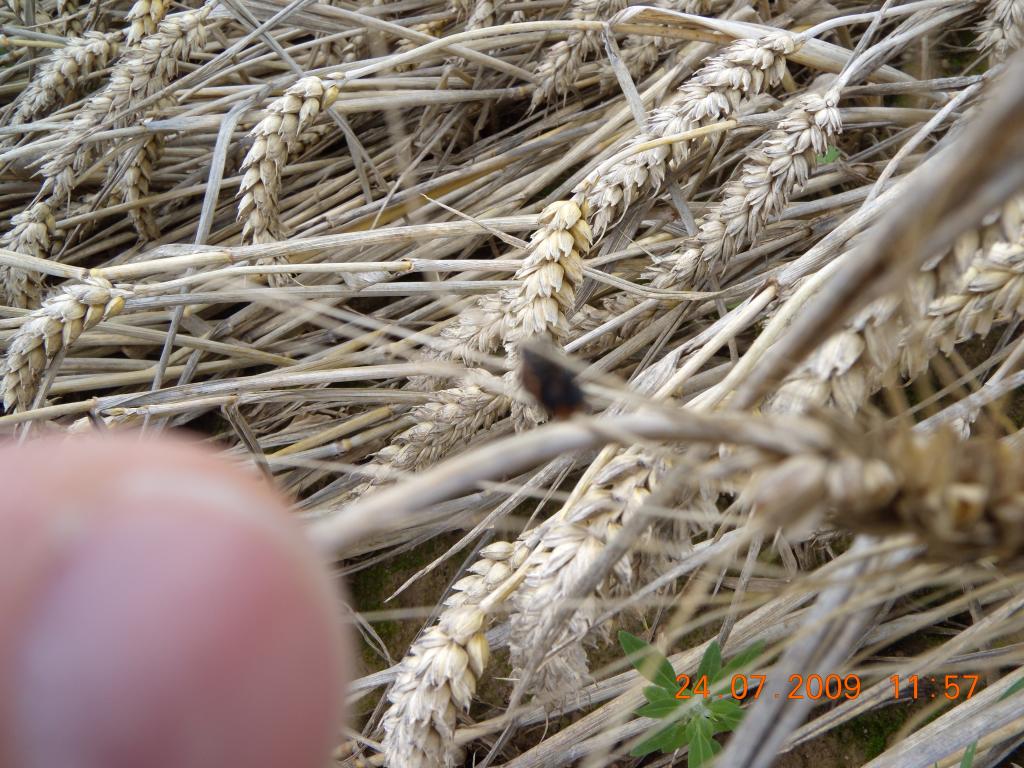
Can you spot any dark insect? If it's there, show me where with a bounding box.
[519,341,586,420]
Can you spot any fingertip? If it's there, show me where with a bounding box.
[0,433,347,768]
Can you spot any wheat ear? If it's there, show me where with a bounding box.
[977,0,1024,61]
[530,0,628,110]
[0,203,57,310]
[650,89,842,290]
[118,133,164,242]
[2,278,130,412]
[577,33,797,239]
[40,4,214,201]
[508,450,665,695]
[927,241,1024,354]
[600,0,717,90]
[10,32,118,127]
[124,0,170,46]
[370,379,511,481]
[381,541,525,768]
[503,200,590,346]
[772,197,1024,415]
[749,426,1024,563]
[501,201,591,429]
[437,200,590,363]
[237,76,340,280]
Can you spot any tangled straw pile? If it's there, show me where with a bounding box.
[5,0,1024,765]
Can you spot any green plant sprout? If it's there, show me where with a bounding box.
[618,631,764,766]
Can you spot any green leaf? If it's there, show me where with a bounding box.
[697,641,722,683]
[688,730,717,768]
[816,146,840,164]
[708,698,745,733]
[644,685,676,704]
[630,723,688,757]
[637,699,682,719]
[959,741,976,768]
[618,631,677,690]
[689,714,713,741]
[720,640,765,680]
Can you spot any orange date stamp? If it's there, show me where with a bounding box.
[673,673,980,701]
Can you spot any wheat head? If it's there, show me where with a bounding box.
[2,278,130,412]
[0,203,57,310]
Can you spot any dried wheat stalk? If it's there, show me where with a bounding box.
[0,203,57,310]
[2,278,130,412]
[237,76,340,280]
[576,33,797,238]
[9,32,118,127]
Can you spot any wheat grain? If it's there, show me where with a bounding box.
[531,0,628,110]
[2,277,130,412]
[10,32,118,127]
[577,33,797,239]
[237,76,340,281]
[0,202,57,310]
[977,0,1024,61]
[124,0,170,46]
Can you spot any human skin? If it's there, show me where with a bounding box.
[0,434,347,768]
